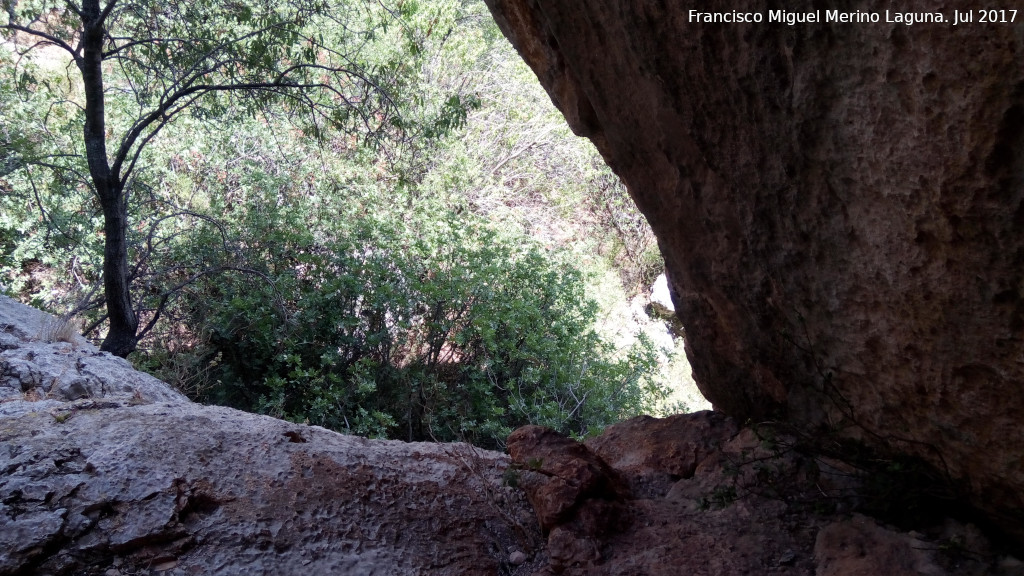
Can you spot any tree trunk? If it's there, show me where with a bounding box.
[80,0,138,357]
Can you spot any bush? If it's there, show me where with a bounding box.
[151,206,665,449]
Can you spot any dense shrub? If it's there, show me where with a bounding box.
[153,205,663,448]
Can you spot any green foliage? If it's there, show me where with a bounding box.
[3,0,673,447]
[0,47,101,305]
[160,198,665,448]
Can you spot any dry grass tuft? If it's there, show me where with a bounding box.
[37,314,82,347]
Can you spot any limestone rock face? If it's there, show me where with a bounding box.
[0,297,539,575]
[483,0,1024,540]
[0,297,186,410]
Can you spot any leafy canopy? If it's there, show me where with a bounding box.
[1,0,419,354]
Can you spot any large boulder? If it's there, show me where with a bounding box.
[483,0,1024,541]
[0,296,540,575]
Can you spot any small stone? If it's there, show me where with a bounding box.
[778,549,796,565]
[153,559,177,571]
[509,551,527,565]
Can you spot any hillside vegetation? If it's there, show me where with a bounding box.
[1,0,699,448]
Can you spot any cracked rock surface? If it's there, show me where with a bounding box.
[0,297,185,411]
[0,296,540,575]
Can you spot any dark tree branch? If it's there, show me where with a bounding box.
[1,23,79,59]
[81,312,109,338]
[135,265,278,341]
[62,0,85,18]
[112,74,371,184]
[26,166,77,244]
[103,35,192,58]
[99,0,119,23]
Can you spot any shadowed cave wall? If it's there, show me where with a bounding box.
[482,0,1024,541]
